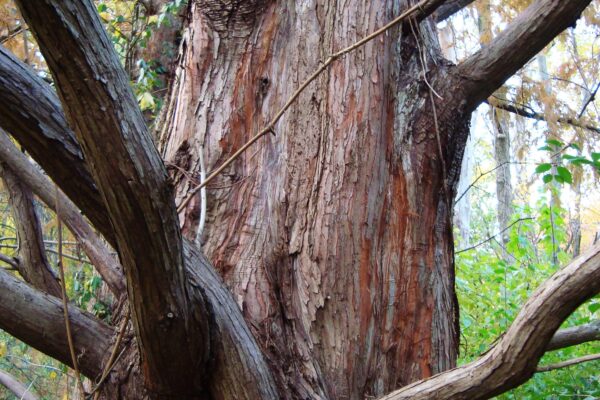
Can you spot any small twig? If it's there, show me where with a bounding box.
[536,352,600,373]
[578,80,600,118]
[89,313,130,400]
[408,17,448,203]
[55,187,85,397]
[455,161,517,205]
[456,217,534,254]
[194,146,207,247]
[177,0,435,212]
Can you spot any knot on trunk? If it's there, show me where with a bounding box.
[197,0,270,36]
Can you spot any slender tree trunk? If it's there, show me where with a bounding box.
[160,2,462,398]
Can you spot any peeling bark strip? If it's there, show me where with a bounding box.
[0,268,114,379]
[163,1,460,397]
[381,243,600,400]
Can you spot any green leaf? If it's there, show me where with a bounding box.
[568,143,581,151]
[588,302,600,313]
[138,92,155,111]
[592,152,600,162]
[538,145,553,152]
[535,163,552,174]
[542,174,553,183]
[547,139,563,148]
[556,166,572,184]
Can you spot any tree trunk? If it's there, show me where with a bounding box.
[1,0,594,399]
[160,2,462,398]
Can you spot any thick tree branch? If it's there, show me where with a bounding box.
[435,0,476,22]
[0,46,112,242]
[0,163,61,297]
[456,0,593,110]
[0,369,38,400]
[380,243,600,399]
[547,320,600,351]
[0,132,125,296]
[0,55,280,400]
[0,267,114,379]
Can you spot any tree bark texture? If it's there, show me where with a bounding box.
[161,2,463,398]
[0,0,594,399]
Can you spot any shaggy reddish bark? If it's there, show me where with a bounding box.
[0,0,596,399]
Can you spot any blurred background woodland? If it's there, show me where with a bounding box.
[0,0,599,398]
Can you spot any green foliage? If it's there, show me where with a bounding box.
[456,155,600,398]
[535,139,600,185]
[95,0,187,117]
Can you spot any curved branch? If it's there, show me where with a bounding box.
[0,132,125,296]
[380,243,600,399]
[0,163,61,297]
[0,369,39,400]
[0,46,112,242]
[0,267,114,379]
[0,35,279,398]
[456,0,593,111]
[16,0,214,394]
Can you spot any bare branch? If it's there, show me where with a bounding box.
[380,243,600,399]
[547,320,600,351]
[457,0,593,110]
[537,353,600,373]
[0,132,125,295]
[0,253,18,268]
[0,369,39,400]
[0,267,114,379]
[0,163,61,297]
[435,0,476,22]
[489,100,600,134]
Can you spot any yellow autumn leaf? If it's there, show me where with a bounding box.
[138,92,155,111]
[50,371,57,379]
[148,15,158,24]
[99,11,111,21]
[0,342,6,357]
